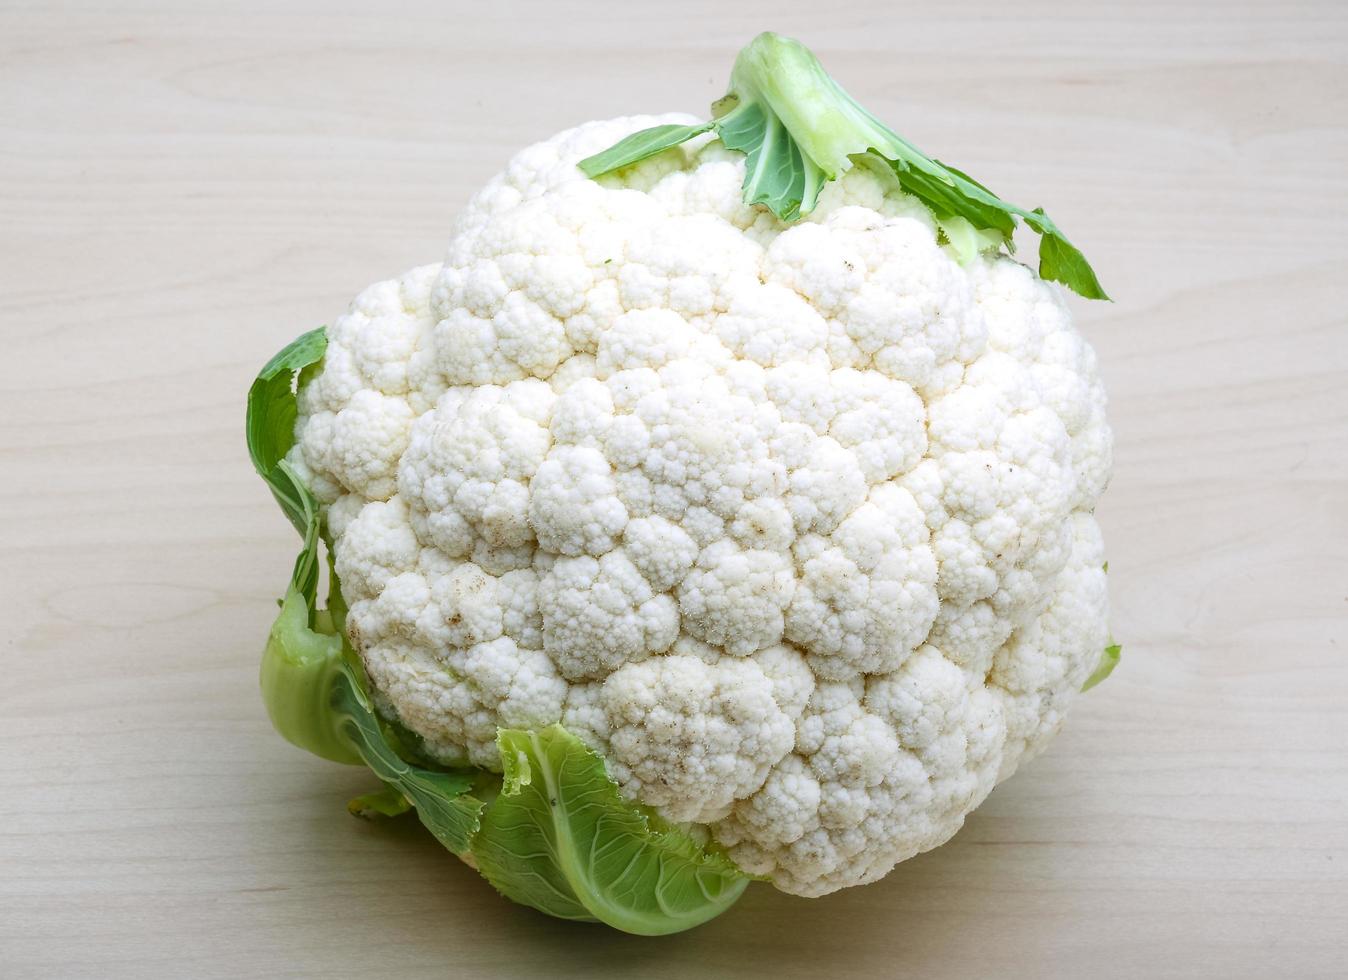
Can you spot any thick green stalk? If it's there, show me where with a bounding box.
[720,32,895,179]
[259,586,362,765]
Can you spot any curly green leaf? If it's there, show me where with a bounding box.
[578,32,1108,300]
[472,726,751,935]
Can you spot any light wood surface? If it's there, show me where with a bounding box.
[3,2,1345,977]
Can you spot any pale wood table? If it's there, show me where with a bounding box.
[3,2,1345,977]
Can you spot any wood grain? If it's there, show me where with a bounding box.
[2,1,1345,977]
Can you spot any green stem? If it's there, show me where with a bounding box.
[259,586,363,766]
[722,32,895,179]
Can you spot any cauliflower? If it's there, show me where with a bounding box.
[250,31,1115,934]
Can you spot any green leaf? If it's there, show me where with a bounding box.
[888,158,1017,239]
[277,461,323,607]
[1082,643,1122,692]
[936,215,1007,264]
[576,32,1108,300]
[716,99,827,221]
[349,786,413,820]
[1026,209,1111,301]
[330,662,485,854]
[577,122,714,177]
[246,326,327,535]
[250,326,358,764]
[470,726,750,936]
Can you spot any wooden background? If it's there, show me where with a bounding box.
[2,1,1345,976]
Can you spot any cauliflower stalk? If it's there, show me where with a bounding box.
[249,32,1117,935]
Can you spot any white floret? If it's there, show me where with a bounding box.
[529,445,629,556]
[330,264,442,403]
[785,484,938,678]
[398,381,555,555]
[293,112,1114,899]
[452,638,567,756]
[676,541,795,656]
[332,497,420,602]
[991,512,1110,774]
[601,655,795,823]
[771,428,868,534]
[538,551,679,680]
[621,515,698,591]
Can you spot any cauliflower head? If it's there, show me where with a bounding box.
[283,104,1112,897]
